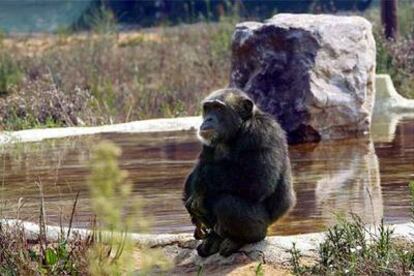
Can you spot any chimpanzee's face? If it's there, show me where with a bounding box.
[197,93,253,146]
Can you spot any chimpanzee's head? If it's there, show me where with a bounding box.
[197,88,254,146]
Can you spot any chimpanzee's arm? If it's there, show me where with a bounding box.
[205,150,281,203]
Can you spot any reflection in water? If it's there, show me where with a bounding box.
[371,112,414,143]
[278,139,382,235]
[314,140,382,225]
[0,118,413,236]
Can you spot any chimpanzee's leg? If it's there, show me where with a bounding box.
[212,195,269,256]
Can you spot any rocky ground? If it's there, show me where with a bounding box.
[5,219,413,275]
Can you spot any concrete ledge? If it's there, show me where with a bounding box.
[375,74,414,112]
[0,116,202,145]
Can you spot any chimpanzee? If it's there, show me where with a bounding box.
[183,88,296,257]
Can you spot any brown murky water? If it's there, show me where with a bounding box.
[1,116,413,235]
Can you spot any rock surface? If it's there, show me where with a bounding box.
[230,14,376,143]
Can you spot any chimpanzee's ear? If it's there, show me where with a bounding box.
[240,98,253,120]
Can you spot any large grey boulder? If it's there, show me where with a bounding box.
[230,14,376,143]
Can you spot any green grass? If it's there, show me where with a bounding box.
[3,113,64,131]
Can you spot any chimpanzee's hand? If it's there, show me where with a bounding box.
[193,220,208,240]
[185,194,205,217]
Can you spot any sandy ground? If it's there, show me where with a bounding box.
[132,248,293,275]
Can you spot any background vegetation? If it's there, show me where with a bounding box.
[0,15,234,130]
[0,2,412,131]
[368,1,414,99]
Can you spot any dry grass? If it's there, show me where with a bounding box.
[0,19,234,130]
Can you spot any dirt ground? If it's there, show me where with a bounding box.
[132,248,294,275]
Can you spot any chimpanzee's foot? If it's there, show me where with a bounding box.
[193,224,208,240]
[196,232,223,257]
[219,238,244,257]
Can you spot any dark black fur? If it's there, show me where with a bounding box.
[183,88,296,257]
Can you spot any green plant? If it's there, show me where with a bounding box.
[289,213,414,275]
[318,214,366,272]
[0,52,22,96]
[88,5,117,35]
[0,29,5,45]
[54,25,73,45]
[375,31,394,75]
[410,181,414,222]
[375,31,414,99]
[3,112,63,131]
[197,265,204,276]
[118,36,145,48]
[289,243,305,275]
[90,78,117,118]
[87,141,136,275]
[255,262,264,276]
[208,16,237,61]
[375,221,393,267]
[87,141,170,275]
